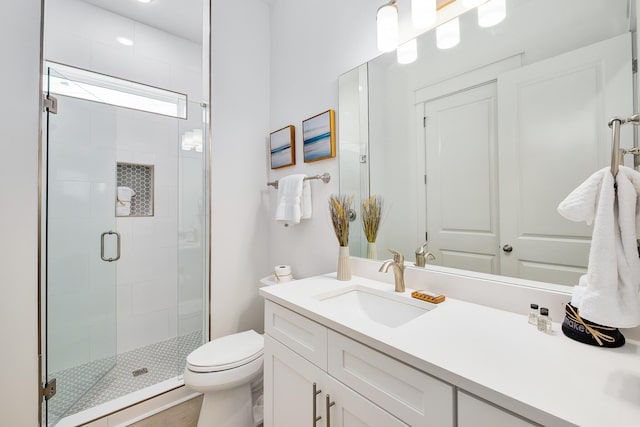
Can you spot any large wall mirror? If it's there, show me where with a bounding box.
[339,0,636,288]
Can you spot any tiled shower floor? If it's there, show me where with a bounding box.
[48,330,202,425]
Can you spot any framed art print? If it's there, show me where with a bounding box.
[270,125,295,169]
[303,109,336,162]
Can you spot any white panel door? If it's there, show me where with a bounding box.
[423,83,499,274]
[498,33,633,285]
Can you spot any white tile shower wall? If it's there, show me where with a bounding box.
[47,96,118,373]
[44,0,202,103]
[268,0,378,278]
[115,109,179,354]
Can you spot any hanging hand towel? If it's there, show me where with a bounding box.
[557,166,640,328]
[275,174,307,224]
[301,179,312,220]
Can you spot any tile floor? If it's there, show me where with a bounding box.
[48,330,202,426]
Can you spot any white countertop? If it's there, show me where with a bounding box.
[260,274,640,427]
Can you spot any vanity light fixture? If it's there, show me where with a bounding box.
[436,17,460,49]
[377,0,399,52]
[411,0,436,29]
[397,39,418,64]
[478,0,506,27]
[461,0,485,8]
[137,0,153,3]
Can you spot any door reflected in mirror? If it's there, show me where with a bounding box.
[339,0,635,287]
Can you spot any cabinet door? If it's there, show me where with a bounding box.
[264,334,327,427]
[458,391,537,427]
[325,376,409,427]
[328,331,454,426]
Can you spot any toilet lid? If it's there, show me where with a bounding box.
[187,330,264,373]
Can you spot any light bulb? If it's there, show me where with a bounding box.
[478,0,506,27]
[116,36,134,46]
[377,2,398,52]
[412,0,436,29]
[436,18,460,49]
[462,0,485,8]
[397,39,418,64]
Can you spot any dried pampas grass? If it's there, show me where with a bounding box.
[361,195,383,243]
[329,194,353,246]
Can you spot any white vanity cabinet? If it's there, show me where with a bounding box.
[265,335,408,427]
[263,301,454,427]
[458,391,538,427]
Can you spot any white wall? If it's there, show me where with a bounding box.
[268,0,379,279]
[209,0,272,338]
[45,0,203,103]
[0,0,41,424]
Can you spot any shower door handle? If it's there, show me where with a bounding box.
[101,231,121,262]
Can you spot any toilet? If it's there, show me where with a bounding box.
[184,330,264,427]
[184,275,285,427]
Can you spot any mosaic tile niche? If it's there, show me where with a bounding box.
[117,163,154,217]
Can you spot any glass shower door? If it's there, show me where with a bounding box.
[45,66,118,425]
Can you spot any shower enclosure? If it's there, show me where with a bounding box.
[42,63,208,426]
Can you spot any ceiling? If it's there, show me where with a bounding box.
[80,0,205,43]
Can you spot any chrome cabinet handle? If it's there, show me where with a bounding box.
[313,383,322,425]
[101,231,121,262]
[502,244,513,253]
[325,394,335,427]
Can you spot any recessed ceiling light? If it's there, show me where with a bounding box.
[116,36,134,46]
[137,0,152,3]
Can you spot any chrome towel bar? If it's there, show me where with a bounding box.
[609,114,640,177]
[267,172,331,189]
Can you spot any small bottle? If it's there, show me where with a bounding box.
[537,307,552,333]
[528,304,539,325]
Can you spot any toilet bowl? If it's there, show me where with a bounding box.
[184,330,264,427]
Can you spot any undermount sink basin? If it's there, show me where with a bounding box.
[315,285,432,328]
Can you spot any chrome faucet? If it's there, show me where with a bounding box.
[415,242,436,267]
[379,249,406,292]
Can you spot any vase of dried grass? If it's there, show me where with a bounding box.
[337,246,351,281]
[366,242,377,259]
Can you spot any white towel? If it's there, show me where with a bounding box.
[301,179,312,220]
[557,166,640,328]
[117,186,135,202]
[116,202,131,216]
[275,174,312,224]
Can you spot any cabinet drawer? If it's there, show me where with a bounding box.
[328,331,454,427]
[458,391,538,427]
[265,301,327,370]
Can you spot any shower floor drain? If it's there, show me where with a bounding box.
[132,367,149,377]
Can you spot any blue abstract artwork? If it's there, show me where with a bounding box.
[270,125,295,169]
[303,110,335,162]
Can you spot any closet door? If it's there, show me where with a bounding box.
[497,33,633,285]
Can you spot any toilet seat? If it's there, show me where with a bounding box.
[187,330,264,373]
